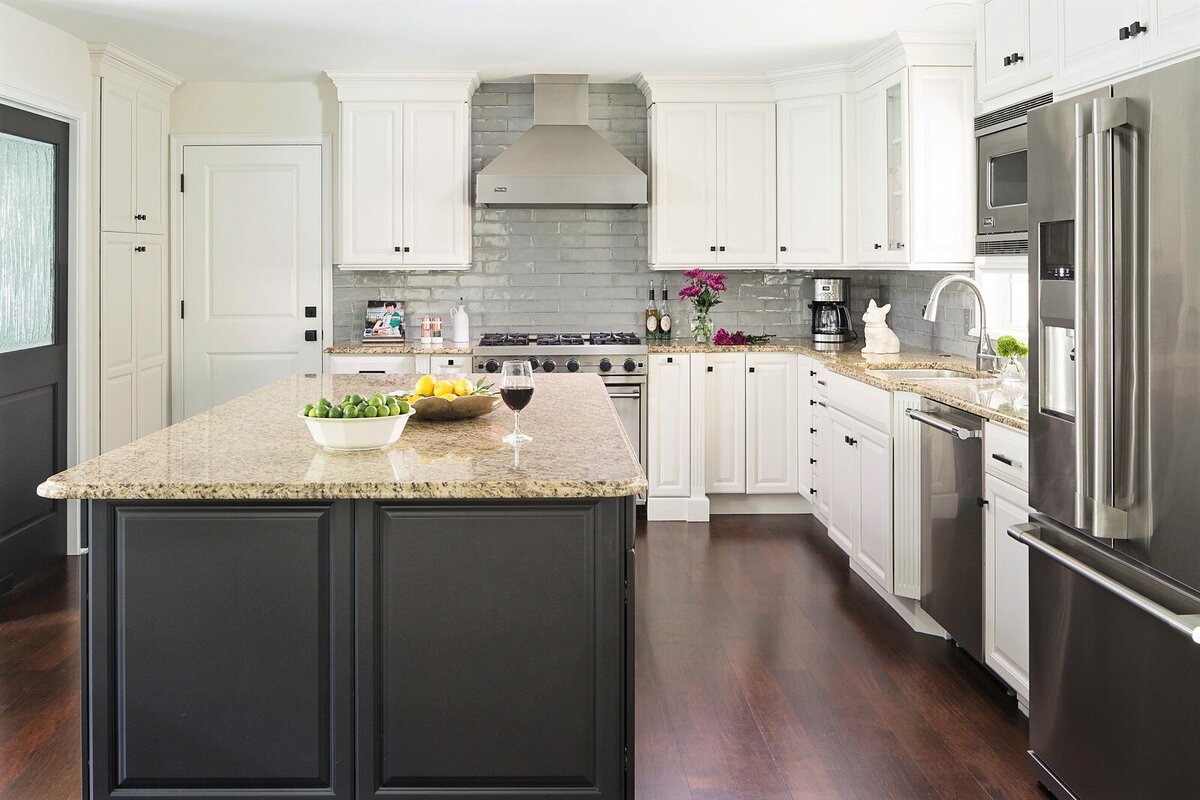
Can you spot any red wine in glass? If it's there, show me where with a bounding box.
[500,386,533,411]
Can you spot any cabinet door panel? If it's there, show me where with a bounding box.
[855,422,893,590]
[704,353,746,493]
[340,103,404,264]
[985,477,1031,698]
[813,402,832,519]
[1143,0,1200,66]
[133,239,167,438]
[777,97,842,265]
[978,0,1026,101]
[100,80,138,234]
[828,409,858,555]
[746,353,798,494]
[908,67,973,265]
[135,93,168,235]
[1057,0,1142,90]
[100,235,135,452]
[797,356,814,496]
[651,104,717,265]
[1025,0,1058,85]
[403,102,468,265]
[716,103,776,264]
[855,83,887,263]
[649,354,690,496]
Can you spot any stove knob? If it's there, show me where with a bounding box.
[542,359,556,372]
[623,358,637,373]
[484,359,500,374]
[528,356,540,370]
[599,357,612,372]
[566,358,580,373]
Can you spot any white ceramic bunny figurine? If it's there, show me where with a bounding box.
[861,299,901,354]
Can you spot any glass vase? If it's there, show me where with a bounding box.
[999,355,1026,388]
[690,310,713,344]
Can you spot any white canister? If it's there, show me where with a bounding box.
[450,299,470,344]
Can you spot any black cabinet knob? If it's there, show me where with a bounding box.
[710,246,717,252]
[1129,20,1147,37]
[718,246,726,252]
[404,246,411,253]
[707,365,713,372]
[1003,55,1012,66]
[873,243,882,249]
[304,330,317,342]
[809,427,816,434]
[780,246,787,252]
[394,246,402,252]
[748,367,755,373]
[1011,52,1024,63]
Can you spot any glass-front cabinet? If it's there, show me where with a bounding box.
[856,68,908,265]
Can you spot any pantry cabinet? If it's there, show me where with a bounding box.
[648,354,691,498]
[703,353,746,494]
[776,96,843,265]
[649,102,776,268]
[745,353,799,493]
[338,100,470,267]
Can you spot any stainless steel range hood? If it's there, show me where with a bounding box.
[475,74,647,208]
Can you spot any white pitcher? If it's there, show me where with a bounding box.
[449,299,470,344]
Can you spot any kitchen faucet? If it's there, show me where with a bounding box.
[922,276,1001,374]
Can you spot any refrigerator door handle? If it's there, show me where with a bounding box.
[1074,101,1093,530]
[1009,523,1200,643]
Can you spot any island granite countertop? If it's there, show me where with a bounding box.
[648,337,1029,430]
[39,373,647,500]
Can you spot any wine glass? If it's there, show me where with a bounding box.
[499,360,534,444]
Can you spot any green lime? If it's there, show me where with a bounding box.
[396,400,410,414]
[301,403,314,416]
[315,405,330,418]
[307,408,320,418]
[368,396,383,408]
[363,405,378,418]
[328,405,343,418]
[341,394,351,404]
[318,397,331,408]
[350,394,363,405]
[347,405,361,418]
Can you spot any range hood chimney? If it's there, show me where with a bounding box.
[475,74,647,208]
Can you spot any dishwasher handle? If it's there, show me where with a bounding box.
[905,407,981,440]
[1009,523,1200,644]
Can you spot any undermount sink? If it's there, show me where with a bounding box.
[868,368,973,379]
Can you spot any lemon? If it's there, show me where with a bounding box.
[433,379,455,397]
[414,375,436,397]
[453,379,472,396]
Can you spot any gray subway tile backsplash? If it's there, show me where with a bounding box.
[332,81,980,359]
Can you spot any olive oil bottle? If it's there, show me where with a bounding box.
[644,280,660,340]
[658,280,672,341]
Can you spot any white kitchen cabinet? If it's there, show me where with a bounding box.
[329,354,420,374]
[99,234,167,452]
[428,354,470,375]
[703,353,746,493]
[337,98,471,268]
[855,66,973,269]
[776,96,843,266]
[827,409,858,555]
[813,397,832,521]
[649,102,775,268]
[648,354,691,497]
[984,473,1031,704]
[1058,0,1143,90]
[98,79,168,235]
[828,406,894,589]
[797,356,815,496]
[977,0,1057,103]
[746,353,799,494]
[1144,0,1200,65]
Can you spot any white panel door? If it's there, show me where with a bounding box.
[181,145,324,418]
[776,97,842,265]
[339,102,403,264]
[855,82,887,263]
[133,238,167,437]
[135,93,168,235]
[827,409,858,555]
[985,476,1031,699]
[854,421,893,590]
[1143,0,1200,65]
[1025,0,1058,85]
[746,353,798,493]
[403,102,468,266]
[99,79,137,234]
[1057,0,1142,90]
[648,354,690,497]
[703,353,746,493]
[99,234,136,451]
[650,103,717,266]
[715,103,776,265]
[978,0,1027,101]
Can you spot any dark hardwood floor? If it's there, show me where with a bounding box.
[0,514,1043,799]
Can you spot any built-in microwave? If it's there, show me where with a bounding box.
[975,93,1052,256]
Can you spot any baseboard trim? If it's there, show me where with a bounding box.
[848,558,948,639]
[709,494,815,515]
[646,495,711,522]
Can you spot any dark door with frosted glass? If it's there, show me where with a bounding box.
[0,103,68,595]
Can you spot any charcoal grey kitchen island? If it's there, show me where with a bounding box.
[38,373,645,800]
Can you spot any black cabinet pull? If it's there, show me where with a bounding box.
[404,246,411,253]
[305,306,317,318]
[991,453,1017,466]
[710,246,717,252]
[447,359,455,365]
[873,243,882,249]
[809,370,816,376]
[780,246,787,252]
[748,366,755,373]
[1003,55,1012,66]
[809,427,816,434]
[719,245,726,252]
[134,246,146,252]
[844,435,850,444]
[394,246,402,252]
[849,438,857,446]
[809,488,817,495]
[810,400,816,406]
[810,458,817,465]
[977,497,990,508]
[304,329,317,342]
[134,213,146,220]
[817,380,826,386]
[707,365,713,372]
[1130,20,1147,36]
[817,401,827,408]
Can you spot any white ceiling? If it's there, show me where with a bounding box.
[6,0,976,82]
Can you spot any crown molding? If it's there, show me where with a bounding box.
[767,63,853,100]
[325,71,481,103]
[851,31,975,88]
[636,73,775,105]
[88,42,181,95]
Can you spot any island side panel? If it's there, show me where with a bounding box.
[355,498,631,800]
[85,501,355,800]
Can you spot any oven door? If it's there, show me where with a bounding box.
[977,122,1029,236]
[604,379,646,499]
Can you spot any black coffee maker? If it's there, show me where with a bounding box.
[808,277,855,344]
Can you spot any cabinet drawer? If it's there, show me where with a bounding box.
[826,371,891,434]
[984,421,1029,489]
[429,355,470,374]
[807,360,830,397]
[329,354,419,374]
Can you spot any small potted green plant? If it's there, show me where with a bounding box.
[995,335,1029,387]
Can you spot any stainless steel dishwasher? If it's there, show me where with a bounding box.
[906,399,984,660]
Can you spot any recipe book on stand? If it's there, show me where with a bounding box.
[362,300,406,343]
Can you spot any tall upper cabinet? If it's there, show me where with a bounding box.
[328,73,479,269]
[775,95,845,265]
[90,44,179,454]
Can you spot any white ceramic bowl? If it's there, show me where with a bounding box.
[298,409,415,451]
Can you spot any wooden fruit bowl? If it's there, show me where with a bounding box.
[402,393,502,421]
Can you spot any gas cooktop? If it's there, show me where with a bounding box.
[472,332,647,374]
[477,332,643,348]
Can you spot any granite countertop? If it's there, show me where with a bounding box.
[38,374,647,501]
[648,337,1029,430]
[325,343,474,355]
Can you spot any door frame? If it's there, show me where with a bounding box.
[0,79,90,555]
[168,133,332,424]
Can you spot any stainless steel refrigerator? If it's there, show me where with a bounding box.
[1019,54,1200,800]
